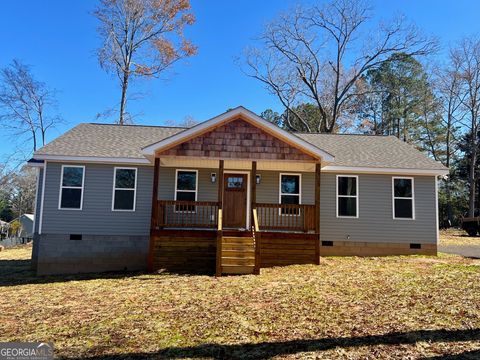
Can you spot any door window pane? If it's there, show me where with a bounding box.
[227,177,244,189]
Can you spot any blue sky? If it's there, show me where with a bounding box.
[0,0,479,160]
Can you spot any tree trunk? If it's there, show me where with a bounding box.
[31,128,37,152]
[119,73,129,126]
[445,115,453,227]
[468,132,477,217]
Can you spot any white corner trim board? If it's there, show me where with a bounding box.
[38,161,47,235]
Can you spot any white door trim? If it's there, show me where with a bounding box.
[223,170,251,229]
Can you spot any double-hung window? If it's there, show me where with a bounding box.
[59,165,85,210]
[175,170,198,212]
[393,177,414,219]
[112,167,137,211]
[279,173,301,215]
[337,175,358,218]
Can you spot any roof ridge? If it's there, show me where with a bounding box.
[296,132,392,137]
[86,123,188,130]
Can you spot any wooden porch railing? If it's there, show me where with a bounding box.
[155,200,315,232]
[156,200,220,229]
[254,203,316,232]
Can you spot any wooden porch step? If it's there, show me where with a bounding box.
[222,249,255,257]
[222,265,255,275]
[222,244,255,251]
[222,230,253,237]
[222,257,255,266]
[222,236,255,245]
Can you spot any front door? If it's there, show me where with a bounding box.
[223,174,247,228]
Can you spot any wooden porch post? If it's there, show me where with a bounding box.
[251,161,257,215]
[148,157,160,272]
[216,160,224,277]
[314,162,321,265]
[251,161,261,274]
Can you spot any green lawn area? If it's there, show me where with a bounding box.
[0,238,479,359]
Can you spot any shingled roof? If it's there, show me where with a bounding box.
[33,122,446,172]
[297,133,446,170]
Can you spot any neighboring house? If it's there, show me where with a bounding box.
[8,214,34,240]
[0,220,8,239]
[28,107,448,275]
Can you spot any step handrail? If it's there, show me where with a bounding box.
[252,207,261,275]
[216,208,223,277]
[252,208,260,233]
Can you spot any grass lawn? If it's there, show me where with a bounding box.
[0,237,479,359]
[440,228,480,247]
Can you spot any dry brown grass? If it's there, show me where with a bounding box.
[440,228,480,247]
[0,236,479,359]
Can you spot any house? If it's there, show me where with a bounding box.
[0,220,8,239]
[28,107,448,275]
[9,214,34,240]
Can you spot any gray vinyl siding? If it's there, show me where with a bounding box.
[34,167,44,233]
[39,162,437,244]
[41,162,153,236]
[256,171,314,204]
[158,167,218,201]
[320,173,437,244]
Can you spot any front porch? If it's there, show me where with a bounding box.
[143,109,329,275]
[147,158,321,276]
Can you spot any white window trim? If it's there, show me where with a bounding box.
[58,165,85,210]
[174,169,198,213]
[336,175,359,218]
[112,167,138,212]
[392,176,415,220]
[279,173,302,216]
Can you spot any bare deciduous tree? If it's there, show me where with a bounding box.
[451,38,480,217]
[0,165,36,219]
[94,0,197,125]
[436,64,465,224]
[0,60,60,154]
[243,0,437,133]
